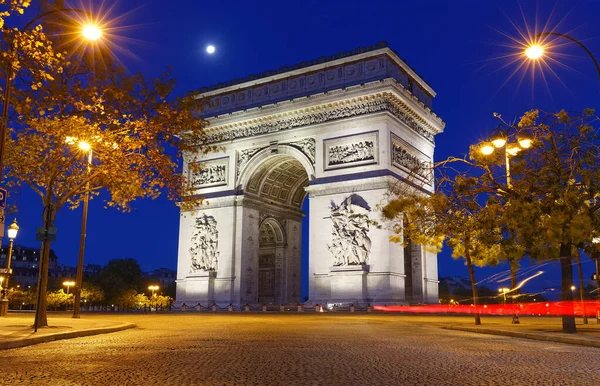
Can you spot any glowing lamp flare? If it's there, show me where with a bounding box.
[82,24,102,41]
[480,142,495,155]
[206,45,216,54]
[78,141,91,152]
[525,44,544,60]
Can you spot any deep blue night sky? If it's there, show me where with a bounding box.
[8,1,600,296]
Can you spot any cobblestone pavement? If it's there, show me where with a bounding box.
[1,314,600,385]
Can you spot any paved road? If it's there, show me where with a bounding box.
[1,314,599,385]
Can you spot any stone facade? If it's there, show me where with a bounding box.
[176,44,444,306]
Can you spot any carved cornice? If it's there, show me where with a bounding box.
[204,85,442,145]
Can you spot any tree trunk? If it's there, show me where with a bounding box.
[574,252,587,324]
[510,261,517,290]
[465,247,481,325]
[510,260,520,324]
[33,196,55,330]
[559,242,576,333]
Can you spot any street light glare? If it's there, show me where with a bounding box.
[206,45,216,54]
[78,141,91,152]
[525,44,544,60]
[480,142,494,155]
[82,24,102,41]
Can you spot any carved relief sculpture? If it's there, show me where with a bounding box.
[327,196,372,266]
[189,157,228,189]
[236,147,263,180]
[204,93,438,145]
[391,133,432,184]
[189,214,219,272]
[289,138,316,163]
[324,131,378,170]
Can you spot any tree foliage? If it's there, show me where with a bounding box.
[97,258,142,303]
[383,108,600,333]
[383,171,503,325]
[0,2,213,328]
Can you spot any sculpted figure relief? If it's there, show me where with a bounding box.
[189,214,219,272]
[327,196,372,266]
[190,164,227,187]
[328,140,375,166]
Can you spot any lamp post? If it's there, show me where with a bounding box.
[68,140,93,319]
[63,281,75,295]
[0,218,18,317]
[593,237,600,323]
[524,32,600,92]
[14,11,104,333]
[148,285,159,297]
[480,130,533,324]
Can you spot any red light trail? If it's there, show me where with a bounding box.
[375,301,600,317]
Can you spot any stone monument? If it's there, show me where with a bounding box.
[175,42,445,307]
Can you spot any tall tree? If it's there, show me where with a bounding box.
[383,174,502,325]
[2,5,213,328]
[98,258,142,303]
[505,109,600,333]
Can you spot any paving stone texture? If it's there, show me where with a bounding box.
[1,314,599,385]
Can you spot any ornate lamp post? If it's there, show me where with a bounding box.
[480,130,533,324]
[0,218,18,317]
[524,32,600,91]
[65,139,93,319]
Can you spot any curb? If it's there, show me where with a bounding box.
[442,326,600,349]
[0,322,136,350]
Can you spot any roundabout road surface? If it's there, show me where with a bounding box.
[1,314,599,385]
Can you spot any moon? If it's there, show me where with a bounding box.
[206,45,216,54]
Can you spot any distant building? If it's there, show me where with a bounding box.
[144,268,176,287]
[0,245,58,288]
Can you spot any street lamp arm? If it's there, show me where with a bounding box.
[535,32,600,89]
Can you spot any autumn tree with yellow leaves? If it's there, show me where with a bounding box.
[1,2,213,328]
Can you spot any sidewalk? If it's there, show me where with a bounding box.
[392,314,600,348]
[0,312,135,350]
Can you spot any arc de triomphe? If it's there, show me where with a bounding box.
[176,43,445,306]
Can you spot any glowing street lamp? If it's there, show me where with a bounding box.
[82,24,102,41]
[525,44,544,60]
[63,281,75,294]
[0,218,18,317]
[524,32,600,92]
[148,285,159,297]
[479,129,534,190]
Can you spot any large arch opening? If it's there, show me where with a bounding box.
[243,154,310,304]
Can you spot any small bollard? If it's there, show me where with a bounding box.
[315,304,322,313]
[350,304,355,312]
[196,304,201,312]
[367,305,372,313]
[332,305,338,312]
[297,304,303,312]
[244,304,250,312]
[212,303,217,312]
[182,304,187,312]
[228,304,233,312]
[262,304,267,312]
[280,304,285,312]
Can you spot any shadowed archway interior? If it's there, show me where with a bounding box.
[244,155,309,304]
